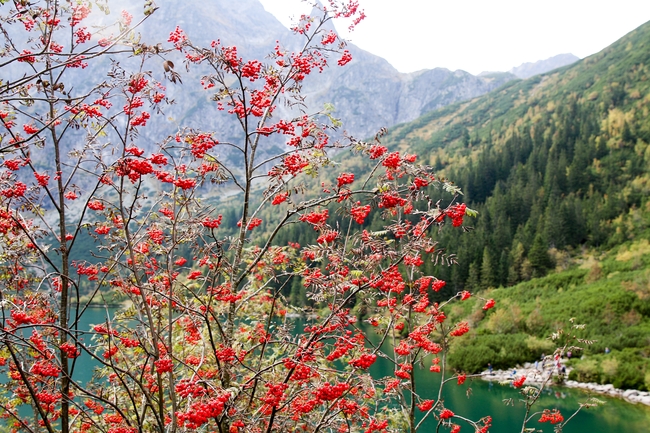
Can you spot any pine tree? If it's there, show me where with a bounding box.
[508,241,526,285]
[528,233,553,278]
[480,247,495,289]
[466,263,481,291]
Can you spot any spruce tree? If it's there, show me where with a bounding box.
[529,233,553,277]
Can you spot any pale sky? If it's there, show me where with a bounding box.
[259,0,650,75]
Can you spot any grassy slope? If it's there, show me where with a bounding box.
[446,237,650,390]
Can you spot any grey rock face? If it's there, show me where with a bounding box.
[304,45,515,138]
[145,0,517,141]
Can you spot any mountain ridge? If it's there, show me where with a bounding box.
[507,53,580,78]
[136,0,518,141]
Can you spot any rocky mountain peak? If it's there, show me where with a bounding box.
[141,0,519,140]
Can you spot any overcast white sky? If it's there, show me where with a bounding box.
[259,0,650,75]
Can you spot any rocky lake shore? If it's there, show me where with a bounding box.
[481,362,650,406]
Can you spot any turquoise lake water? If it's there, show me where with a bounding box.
[67,308,650,432]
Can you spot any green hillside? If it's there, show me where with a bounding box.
[445,238,650,389]
[378,20,650,291]
[364,21,650,387]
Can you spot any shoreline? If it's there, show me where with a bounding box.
[481,363,650,407]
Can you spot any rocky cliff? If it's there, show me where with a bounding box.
[138,0,516,142]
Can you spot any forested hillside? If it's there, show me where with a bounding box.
[446,238,650,389]
[380,19,650,292]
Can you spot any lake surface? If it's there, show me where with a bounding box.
[70,308,650,432]
[370,362,650,432]
[360,324,650,432]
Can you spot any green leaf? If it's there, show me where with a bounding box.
[443,182,463,195]
[465,207,478,217]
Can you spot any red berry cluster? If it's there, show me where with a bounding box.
[412,176,429,190]
[93,324,119,336]
[538,409,563,424]
[147,227,164,245]
[215,345,236,363]
[175,379,207,398]
[364,419,388,433]
[84,399,105,415]
[395,363,412,379]
[154,357,173,373]
[315,382,350,401]
[173,177,196,190]
[431,279,446,292]
[445,203,467,227]
[450,322,470,337]
[262,382,288,408]
[367,145,387,159]
[417,399,435,412]
[378,191,406,209]
[299,209,329,228]
[272,192,289,205]
[337,172,354,188]
[289,394,320,418]
[337,50,352,66]
[370,266,405,294]
[326,333,362,361]
[512,376,527,388]
[394,340,413,356]
[348,353,377,369]
[32,360,60,377]
[60,342,80,358]
[176,393,231,429]
[350,203,371,224]
[381,152,401,170]
[245,218,262,230]
[168,26,187,50]
[130,111,151,126]
[439,408,455,420]
[241,60,262,81]
[477,416,493,433]
[403,255,423,267]
[202,215,223,228]
[408,323,441,354]
[317,230,338,244]
[115,158,154,183]
[127,76,148,94]
[187,133,218,158]
[285,153,310,175]
[289,362,315,382]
